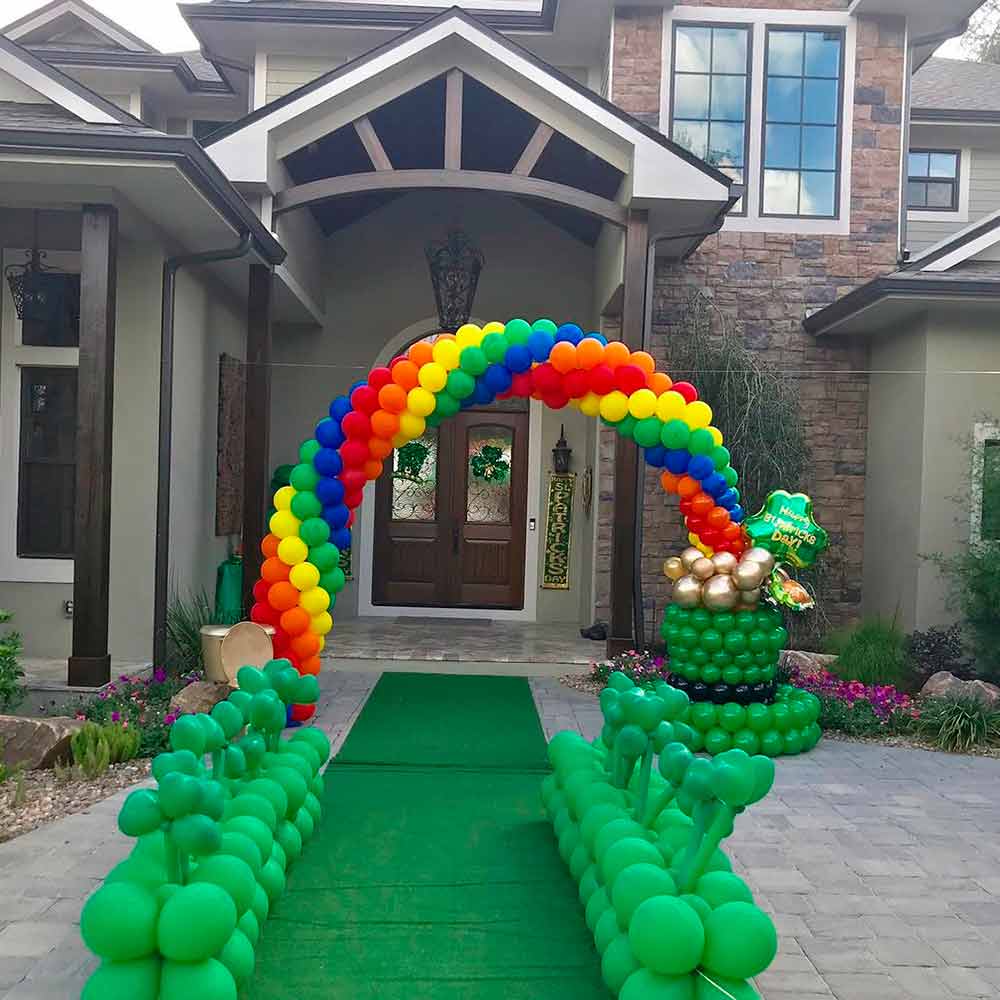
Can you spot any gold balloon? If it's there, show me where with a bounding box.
[711,552,738,575]
[732,559,767,592]
[672,575,703,608]
[738,588,761,608]
[663,557,685,582]
[702,574,739,611]
[692,557,716,581]
[680,547,704,571]
[742,547,776,575]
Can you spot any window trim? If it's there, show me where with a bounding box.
[971,421,1000,545]
[759,23,846,221]
[0,248,79,583]
[907,147,961,213]
[668,19,753,217]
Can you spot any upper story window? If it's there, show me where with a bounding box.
[761,28,844,218]
[669,23,751,213]
[908,150,960,212]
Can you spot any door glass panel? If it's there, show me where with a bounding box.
[466,425,513,524]
[391,429,438,521]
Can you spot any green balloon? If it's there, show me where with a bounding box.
[104,858,166,891]
[158,773,200,819]
[157,883,237,962]
[309,542,340,572]
[258,858,287,903]
[272,667,300,705]
[82,957,160,1000]
[290,490,322,521]
[239,733,267,771]
[702,728,732,756]
[280,740,321,776]
[731,729,760,756]
[218,929,255,984]
[594,818,648,862]
[295,674,321,706]
[190,854,257,915]
[634,417,663,449]
[211,702,244,741]
[160,959,237,1000]
[311,774,325,798]
[620,968,695,1000]
[321,566,347,594]
[612,863,678,928]
[224,792,277,831]
[601,838,664,889]
[679,893,712,924]
[228,690,252,721]
[505,318,532,343]
[482,332,509,362]
[222,815,274,862]
[629,896,705,975]
[219,831,263,875]
[236,667,268,695]
[172,814,221,857]
[196,780,226,821]
[289,462,319,493]
[300,517,330,547]
[694,974,757,999]
[601,934,639,994]
[277,818,303,861]
[695,872,754,908]
[446,369,475,400]
[81,883,159,961]
[270,842,288,872]
[459,345,488,376]
[267,767,307,817]
[578,865,600,906]
[118,789,163,838]
[303,791,322,823]
[579,804,626,852]
[660,419,690,450]
[701,902,776,979]
[435,390,460,417]
[585,887,611,933]
[223,745,247,779]
[295,805,315,842]
[169,715,206,756]
[251,885,269,924]
[237,910,260,947]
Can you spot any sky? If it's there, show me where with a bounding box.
[0,0,993,57]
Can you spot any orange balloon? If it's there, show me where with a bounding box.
[647,371,673,395]
[370,409,400,439]
[630,350,656,374]
[660,471,681,494]
[408,340,434,367]
[549,341,578,374]
[260,533,280,559]
[261,557,290,584]
[268,581,300,612]
[378,383,408,413]
[291,632,320,659]
[677,475,701,499]
[363,458,383,480]
[576,338,605,370]
[707,506,732,530]
[391,359,419,390]
[604,342,631,369]
[280,606,311,637]
[299,656,322,676]
[369,437,393,460]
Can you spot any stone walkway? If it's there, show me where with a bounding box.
[3,671,1000,999]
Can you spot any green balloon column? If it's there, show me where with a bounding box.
[543,671,778,998]
[79,660,331,1000]
[661,491,827,758]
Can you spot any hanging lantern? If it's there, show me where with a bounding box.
[552,424,572,473]
[4,211,67,324]
[425,230,484,333]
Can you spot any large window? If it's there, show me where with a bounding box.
[908,150,960,211]
[670,22,751,212]
[761,27,844,218]
[973,423,1000,544]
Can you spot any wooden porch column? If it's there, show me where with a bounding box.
[241,264,273,612]
[607,209,649,657]
[68,204,118,687]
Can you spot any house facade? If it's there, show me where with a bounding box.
[0,0,989,678]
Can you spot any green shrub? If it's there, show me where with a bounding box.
[0,609,25,712]
[165,590,215,675]
[824,619,915,690]
[917,695,1000,753]
[70,722,140,778]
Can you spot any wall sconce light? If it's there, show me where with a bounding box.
[552,424,572,474]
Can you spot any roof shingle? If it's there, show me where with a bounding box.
[911,57,1000,114]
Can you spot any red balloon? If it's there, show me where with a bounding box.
[678,498,694,517]
[388,354,407,368]
[290,703,316,722]
[362,458,383,481]
[542,390,569,410]
[367,366,393,391]
[340,469,366,495]
[271,629,290,655]
[686,516,706,536]
[510,372,535,397]
[723,523,743,541]
[713,541,731,554]
[344,489,365,509]
[533,362,562,395]
[673,381,698,403]
[349,385,379,415]
[284,650,302,670]
[614,364,646,395]
[252,579,270,604]
[341,411,371,440]
[250,602,277,626]
[346,510,356,529]
[691,492,715,517]
[340,439,369,467]
[563,370,590,398]
[589,364,615,396]
[700,529,721,548]
[707,506,732,530]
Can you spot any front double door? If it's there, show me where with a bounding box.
[373,408,529,609]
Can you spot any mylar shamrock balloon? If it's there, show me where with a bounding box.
[741,490,828,570]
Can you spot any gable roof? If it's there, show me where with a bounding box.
[911,57,1000,120]
[1,0,153,54]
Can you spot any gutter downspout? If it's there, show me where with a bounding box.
[153,233,254,668]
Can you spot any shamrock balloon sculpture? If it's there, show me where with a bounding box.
[78,659,330,1000]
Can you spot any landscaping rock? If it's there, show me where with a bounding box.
[168,681,231,716]
[0,716,84,770]
[920,671,1000,705]
[781,650,838,675]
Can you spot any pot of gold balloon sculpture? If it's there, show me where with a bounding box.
[661,491,828,757]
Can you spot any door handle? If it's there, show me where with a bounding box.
[452,523,460,555]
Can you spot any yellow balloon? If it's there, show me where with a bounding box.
[407,386,436,417]
[688,531,714,557]
[277,535,308,566]
[418,361,448,392]
[274,486,296,511]
[599,390,629,423]
[432,339,460,371]
[482,321,505,335]
[289,562,320,592]
[685,400,713,429]
[299,586,330,616]
[579,391,602,417]
[391,432,408,449]
[708,426,723,446]
[455,324,483,349]
[628,388,658,420]
[311,611,333,636]
[398,411,426,441]
[316,635,326,652]
[656,391,687,422]
[269,510,300,540]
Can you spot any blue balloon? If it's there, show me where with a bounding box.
[349,379,366,394]
[526,330,554,362]
[554,323,583,345]
[472,382,495,406]
[316,418,344,450]
[332,527,352,551]
[324,504,350,530]
[729,505,745,524]
[484,364,512,394]
[644,445,667,467]
[582,331,607,345]
[687,455,714,480]
[716,488,739,510]
[316,476,345,506]
[329,397,351,421]
[313,447,342,478]
[665,450,691,475]
[702,472,728,497]
[505,344,533,373]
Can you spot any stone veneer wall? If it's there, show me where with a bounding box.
[595,7,905,641]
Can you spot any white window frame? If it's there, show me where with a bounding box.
[970,421,1000,545]
[906,147,971,224]
[661,5,856,235]
[0,248,80,583]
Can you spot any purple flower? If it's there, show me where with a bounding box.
[163,713,177,726]
[111,711,120,722]
[153,667,167,684]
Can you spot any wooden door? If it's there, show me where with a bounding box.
[373,408,529,609]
